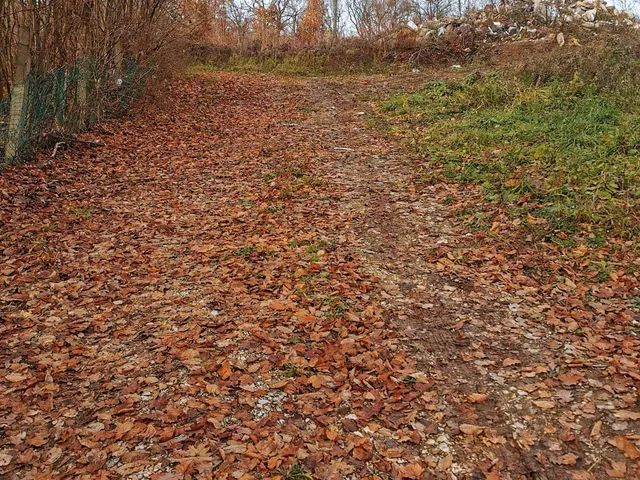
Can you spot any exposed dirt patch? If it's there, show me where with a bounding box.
[298,74,639,479]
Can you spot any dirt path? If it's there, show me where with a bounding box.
[0,73,637,480]
[299,76,639,480]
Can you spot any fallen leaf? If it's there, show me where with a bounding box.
[325,426,339,441]
[467,393,488,403]
[559,453,578,465]
[605,460,627,478]
[484,471,500,480]
[557,373,582,386]
[613,410,640,420]
[46,447,63,464]
[5,373,27,382]
[460,424,484,436]
[437,454,453,471]
[517,429,538,451]
[270,300,287,311]
[502,358,520,367]
[398,462,425,479]
[218,363,232,380]
[0,452,12,467]
[608,436,640,459]
[533,400,555,410]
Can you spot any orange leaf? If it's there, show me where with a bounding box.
[605,460,627,478]
[502,358,520,367]
[467,393,488,403]
[219,362,232,380]
[270,300,287,311]
[608,436,640,459]
[325,426,339,441]
[309,375,327,388]
[398,462,425,479]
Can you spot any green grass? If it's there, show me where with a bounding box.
[65,206,92,220]
[234,245,255,257]
[189,53,398,77]
[279,460,314,480]
[381,72,640,238]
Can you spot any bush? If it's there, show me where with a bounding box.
[188,32,476,75]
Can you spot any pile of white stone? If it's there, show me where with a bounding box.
[418,0,637,43]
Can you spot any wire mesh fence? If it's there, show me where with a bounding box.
[0,58,150,166]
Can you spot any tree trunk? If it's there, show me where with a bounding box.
[5,20,31,162]
[332,0,338,37]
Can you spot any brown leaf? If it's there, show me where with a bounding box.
[613,410,640,420]
[517,429,538,451]
[46,447,63,464]
[467,393,488,403]
[309,375,328,388]
[460,424,484,436]
[218,363,232,380]
[437,454,453,471]
[27,432,49,447]
[484,428,507,445]
[533,400,555,410]
[352,447,371,461]
[557,373,582,386]
[205,382,220,395]
[398,462,425,479]
[5,373,28,383]
[325,426,340,441]
[605,460,627,478]
[502,358,521,367]
[559,453,578,465]
[608,436,640,459]
[270,300,287,311]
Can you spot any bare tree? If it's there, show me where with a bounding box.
[409,0,455,23]
[346,0,412,38]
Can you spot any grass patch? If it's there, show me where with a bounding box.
[234,245,255,257]
[279,461,314,480]
[65,206,92,220]
[189,53,397,77]
[381,72,640,238]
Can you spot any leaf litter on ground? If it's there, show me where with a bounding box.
[0,71,638,480]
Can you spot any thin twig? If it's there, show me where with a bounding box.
[51,136,104,146]
[51,142,64,158]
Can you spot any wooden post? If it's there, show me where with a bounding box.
[5,23,31,162]
[331,0,338,38]
[76,58,88,129]
[115,41,124,77]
